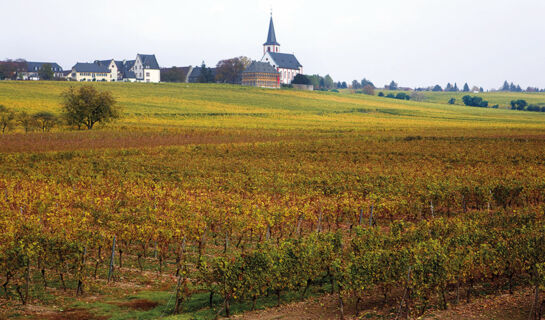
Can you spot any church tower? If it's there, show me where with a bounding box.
[263,15,280,55]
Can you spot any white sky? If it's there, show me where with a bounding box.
[2,0,544,89]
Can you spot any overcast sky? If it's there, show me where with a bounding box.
[2,0,544,89]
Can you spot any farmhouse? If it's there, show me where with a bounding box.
[242,61,280,89]
[260,15,303,85]
[19,62,64,80]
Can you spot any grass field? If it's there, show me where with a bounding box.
[2,81,545,131]
[370,88,545,109]
[1,81,545,320]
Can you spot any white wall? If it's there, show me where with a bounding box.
[143,69,160,83]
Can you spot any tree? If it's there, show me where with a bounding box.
[161,67,189,82]
[61,85,121,130]
[445,83,454,92]
[17,112,37,133]
[453,83,459,92]
[395,92,410,100]
[0,105,15,134]
[378,92,384,97]
[32,112,57,132]
[448,98,456,105]
[432,85,443,92]
[510,100,527,111]
[361,78,375,88]
[362,85,375,96]
[197,62,215,83]
[215,57,251,84]
[351,80,361,89]
[0,59,26,80]
[323,75,334,90]
[462,95,488,108]
[341,81,347,89]
[501,81,510,91]
[308,75,321,89]
[463,83,470,92]
[38,64,54,80]
[410,92,425,101]
[387,81,398,90]
[292,74,311,85]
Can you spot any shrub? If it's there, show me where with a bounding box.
[510,100,527,110]
[292,74,311,85]
[362,85,375,96]
[378,92,384,97]
[462,95,488,108]
[395,92,410,100]
[527,105,541,112]
[448,98,456,105]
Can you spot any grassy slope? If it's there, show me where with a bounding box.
[1,81,545,131]
[372,89,545,108]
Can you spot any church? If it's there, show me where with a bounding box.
[260,15,303,85]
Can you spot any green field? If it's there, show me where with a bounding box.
[372,88,545,109]
[1,81,545,131]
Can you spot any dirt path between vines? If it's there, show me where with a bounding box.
[235,287,539,320]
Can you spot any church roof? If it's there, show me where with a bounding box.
[243,61,279,74]
[267,52,302,70]
[263,16,280,46]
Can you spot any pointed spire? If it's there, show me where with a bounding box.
[264,15,280,46]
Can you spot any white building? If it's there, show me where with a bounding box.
[133,54,160,83]
[70,63,111,82]
[260,16,303,85]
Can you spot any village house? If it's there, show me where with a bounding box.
[19,62,64,80]
[133,54,160,83]
[69,54,160,82]
[242,61,279,89]
[94,59,137,82]
[70,63,111,82]
[260,15,303,85]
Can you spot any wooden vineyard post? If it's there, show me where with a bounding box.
[358,207,364,225]
[369,205,374,227]
[108,236,116,283]
[430,200,435,218]
[317,210,323,233]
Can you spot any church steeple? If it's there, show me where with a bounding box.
[263,14,280,54]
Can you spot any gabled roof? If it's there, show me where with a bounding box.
[243,61,279,74]
[137,54,160,69]
[26,62,63,72]
[72,63,110,73]
[267,52,302,70]
[264,16,280,46]
[124,60,135,70]
[95,59,114,66]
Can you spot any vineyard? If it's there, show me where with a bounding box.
[1,82,545,319]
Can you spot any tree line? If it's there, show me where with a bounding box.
[0,85,121,134]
